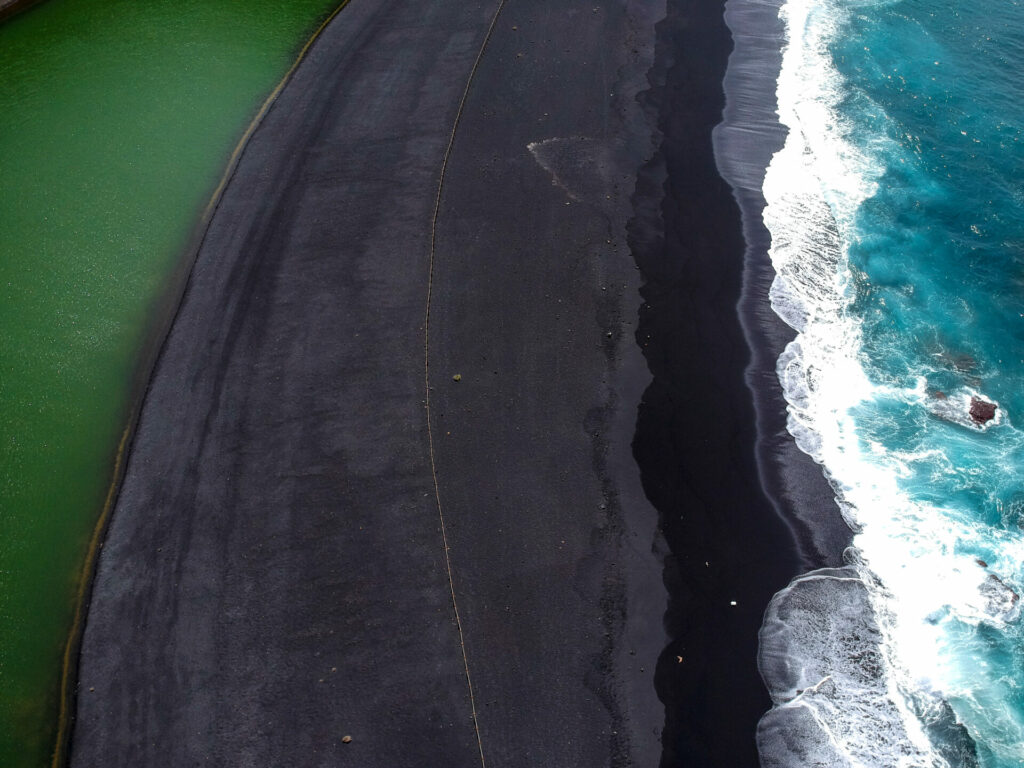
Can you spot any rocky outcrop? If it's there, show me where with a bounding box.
[970,397,997,424]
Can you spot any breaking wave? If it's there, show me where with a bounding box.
[720,0,1024,761]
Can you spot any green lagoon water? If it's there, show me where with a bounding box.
[0,0,339,763]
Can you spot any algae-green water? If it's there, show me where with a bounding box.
[0,0,339,763]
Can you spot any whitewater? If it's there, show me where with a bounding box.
[716,0,1024,763]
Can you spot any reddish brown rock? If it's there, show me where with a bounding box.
[970,397,997,424]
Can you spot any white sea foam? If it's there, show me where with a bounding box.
[753,0,1024,760]
[758,567,948,767]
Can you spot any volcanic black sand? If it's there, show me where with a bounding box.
[714,0,852,572]
[69,0,804,766]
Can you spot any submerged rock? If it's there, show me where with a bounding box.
[927,389,1000,430]
[979,573,1020,621]
[952,354,977,373]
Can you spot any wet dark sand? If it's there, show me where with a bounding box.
[68,0,806,765]
[714,0,854,761]
[715,0,852,571]
[629,0,808,764]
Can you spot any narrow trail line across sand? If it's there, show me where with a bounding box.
[423,1,509,765]
[48,3,353,765]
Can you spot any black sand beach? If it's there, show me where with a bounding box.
[714,0,851,572]
[713,0,860,762]
[629,0,816,763]
[69,0,809,765]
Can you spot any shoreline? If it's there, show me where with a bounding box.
[714,0,852,571]
[715,0,989,763]
[630,0,819,762]
[713,0,875,763]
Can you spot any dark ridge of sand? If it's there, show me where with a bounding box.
[628,0,812,764]
[69,0,670,766]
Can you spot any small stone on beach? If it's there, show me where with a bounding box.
[342,735,352,744]
[452,373,462,381]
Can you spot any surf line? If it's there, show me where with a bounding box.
[48,2,354,765]
[423,0,508,766]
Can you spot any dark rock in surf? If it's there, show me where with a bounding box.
[969,397,997,424]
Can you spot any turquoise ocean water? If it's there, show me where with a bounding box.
[757,0,1024,763]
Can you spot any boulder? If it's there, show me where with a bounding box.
[969,397,997,424]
